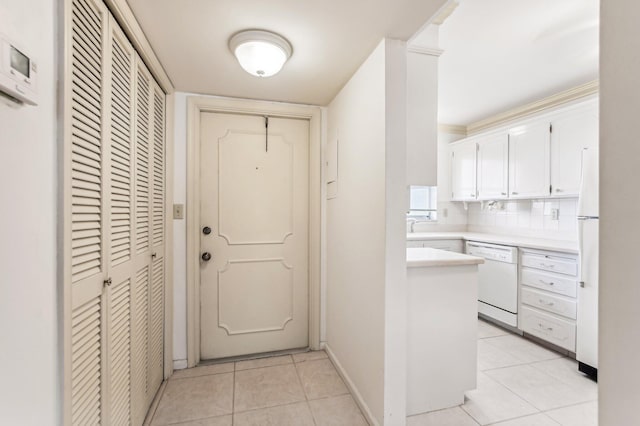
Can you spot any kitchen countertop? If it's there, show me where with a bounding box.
[407,231,578,254]
[407,247,485,268]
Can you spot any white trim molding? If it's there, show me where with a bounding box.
[325,345,380,426]
[185,95,323,368]
[407,46,444,57]
[103,0,174,93]
[467,80,599,135]
[438,123,467,136]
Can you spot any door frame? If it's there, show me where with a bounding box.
[185,96,323,367]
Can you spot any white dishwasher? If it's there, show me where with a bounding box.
[466,242,519,327]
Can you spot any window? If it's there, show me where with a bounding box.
[407,186,437,221]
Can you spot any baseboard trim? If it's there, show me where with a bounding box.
[173,359,188,370]
[325,344,380,426]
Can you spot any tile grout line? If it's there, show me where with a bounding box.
[231,362,236,425]
[293,354,320,426]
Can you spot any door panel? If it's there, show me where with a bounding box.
[200,112,309,359]
[451,140,477,201]
[550,103,598,197]
[477,133,509,199]
[508,122,551,198]
[218,131,293,244]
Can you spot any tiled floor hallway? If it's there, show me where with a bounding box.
[149,319,597,425]
[148,350,367,425]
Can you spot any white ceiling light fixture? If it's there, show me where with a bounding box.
[229,30,293,77]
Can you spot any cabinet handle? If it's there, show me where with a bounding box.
[555,188,563,193]
[470,193,475,198]
[512,191,518,195]
[539,263,555,269]
[501,192,507,196]
[539,299,555,307]
[538,323,554,332]
[539,279,555,286]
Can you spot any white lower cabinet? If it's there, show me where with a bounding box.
[519,248,578,352]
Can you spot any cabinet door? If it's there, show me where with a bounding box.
[508,122,551,198]
[550,102,598,197]
[477,133,509,199]
[451,140,477,201]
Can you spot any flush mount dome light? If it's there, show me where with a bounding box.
[229,30,292,77]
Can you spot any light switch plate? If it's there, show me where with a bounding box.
[173,204,184,220]
[551,208,560,220]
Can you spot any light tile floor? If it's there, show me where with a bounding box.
[152,319,597,426]
[149,350,368,425]
[408,319,598,426]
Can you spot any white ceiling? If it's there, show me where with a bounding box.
[127,0,447,105]
[438,0,599,125]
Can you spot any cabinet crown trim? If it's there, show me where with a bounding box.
[466,80,599,135]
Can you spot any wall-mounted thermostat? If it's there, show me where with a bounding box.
[0,33,37,105]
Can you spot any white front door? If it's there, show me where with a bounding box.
[199,112,309,359]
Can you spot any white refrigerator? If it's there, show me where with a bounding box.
[577,145,599,379]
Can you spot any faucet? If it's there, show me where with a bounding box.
[408,217,430,233]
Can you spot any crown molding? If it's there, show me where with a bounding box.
[432,1,459,25]
[466,80,599,135]
[407,46,444,57]
[438,123,467,135]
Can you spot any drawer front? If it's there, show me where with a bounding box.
[407,241,424,248]
[521,287,577,319]
[521,306,576,352]
[521,268,577,298]
[521,252,578,276]
[423,239,464,253]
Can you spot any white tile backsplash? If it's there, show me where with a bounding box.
[466,198,578,241]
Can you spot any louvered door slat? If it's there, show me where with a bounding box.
[70,0,104,286]
[147,256,164,401]
[109,27,133,269]
[131,266,149,426]
[135,67,151,255]
[71,297,102,426]
[151,87,164,247]
[109,278,131,426]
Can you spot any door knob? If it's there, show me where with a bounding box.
[202,226,212,235]
[201,252,212,262]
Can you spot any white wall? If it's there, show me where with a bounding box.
[326,39,409,425]
[172,92,189,368]
[326,40,387,423]
[599,2,640,424]
[0,1,59,424]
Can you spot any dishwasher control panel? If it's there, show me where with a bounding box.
[466,241,518,263]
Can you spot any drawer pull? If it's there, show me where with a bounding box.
[539,263,556,269]
[538,323,554,332]
[539,279,555,286]
[539,299,555,307]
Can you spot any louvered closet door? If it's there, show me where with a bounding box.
[68,0,108,424]
[131,59,154,425]
[106,17,136,426]
[67,1,166,425]
[148,81,166,405]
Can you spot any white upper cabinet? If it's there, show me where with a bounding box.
[477,132,509,200]
[550,101,599,197]
[508,121,551,198]
[451,140,477,201]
